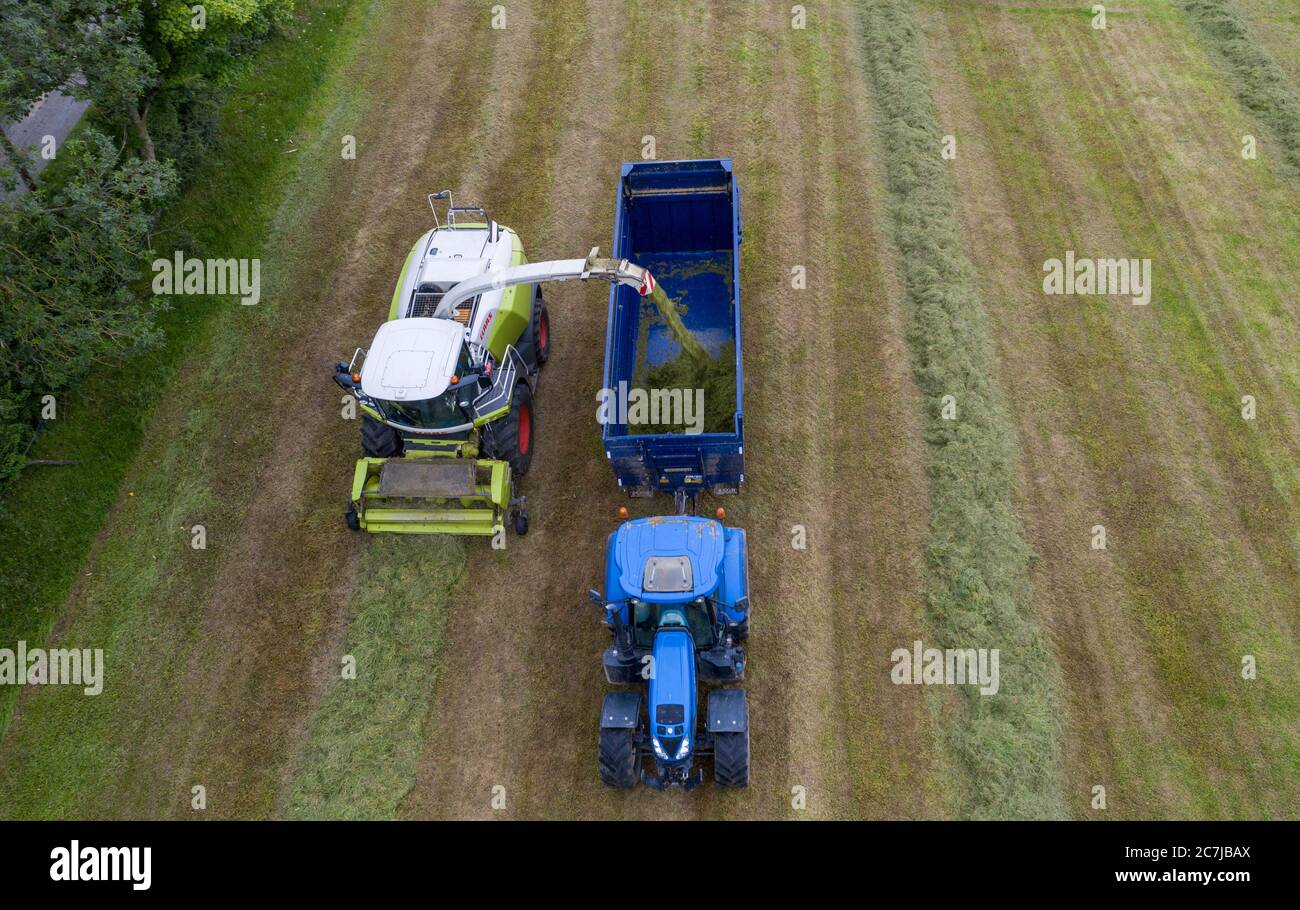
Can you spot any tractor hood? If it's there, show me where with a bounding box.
[648,627,696,761]
[360,318,464,402]
[609,516,725,604]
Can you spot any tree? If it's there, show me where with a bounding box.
[0,131,177,480]
[0,1,293,164]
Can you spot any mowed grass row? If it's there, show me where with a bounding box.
[781,6,942,817]
[1234,0,1300,89]
[855,0,1066,819]
[1180,0,1300,179]
[0,0,397,817]
[1176,0,1300,179]
[924,0,1299,816]
[0,0,357,738]
[285,537,462,819]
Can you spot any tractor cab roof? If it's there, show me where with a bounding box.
[610,516,726,603]
[360,317,465,402]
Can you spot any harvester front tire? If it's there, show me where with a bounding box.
[486,382,534,477]
[713,730,749,788]
[361,415,402,458]
[599,727,637,788]
[345,506,361,531]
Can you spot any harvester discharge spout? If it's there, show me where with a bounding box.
[433,247,654,319]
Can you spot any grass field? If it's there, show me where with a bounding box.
[918,0,1299,817]
[0,0,1295,820]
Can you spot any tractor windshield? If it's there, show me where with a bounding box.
[633,600,715,649]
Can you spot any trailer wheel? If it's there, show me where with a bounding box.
[486,382,535,476]
[361,415,402,458]
[599,727,637,788]
[713,729,749,788]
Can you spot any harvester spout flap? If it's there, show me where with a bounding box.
[582,248,655,296]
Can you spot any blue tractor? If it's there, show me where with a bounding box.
[591,514,751,789]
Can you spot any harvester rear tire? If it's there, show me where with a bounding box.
[361,415,402,458]
[533,294,551,366]
[599,727,637,788]
[713,730,749,788]
[486,382,534,477]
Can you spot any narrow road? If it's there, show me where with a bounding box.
[1,85,89,195]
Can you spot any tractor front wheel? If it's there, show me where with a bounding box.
[713,729,750,788]
[486,382,535,476]
[599,727,637,788]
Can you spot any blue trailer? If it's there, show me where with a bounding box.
[601,159,744,508]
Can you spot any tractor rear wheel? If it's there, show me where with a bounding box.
[713,729,749,788]
[599,727,637,788]
[486,382,534,476]
[361,415,401,458]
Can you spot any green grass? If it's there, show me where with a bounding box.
[0,0,377,820]
[0,0,357,739]
[856,0,1066,819]
[1030,6,1300,815]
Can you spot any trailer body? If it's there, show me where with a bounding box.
[602,159,744,499]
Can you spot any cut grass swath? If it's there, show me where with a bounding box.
[1177,0,1300,180]
[286,537,462,820]
[856,0,1065,819]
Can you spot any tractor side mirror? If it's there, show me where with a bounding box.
[588,589,604,606]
